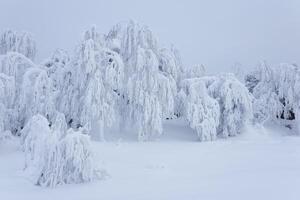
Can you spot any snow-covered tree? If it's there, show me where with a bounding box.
[106,21,158,81]
[127,48,164,141]
[106,21,179,140]
[179,74,252,140]
[21,114,101,187]
[207,74,253,137]
[180,79,220,141]
[0,30,36,60]
[0,52,40,133]
[59,27,124,140]
[107,20,182,81]
[247,63,300,131]
[0,52,36,90]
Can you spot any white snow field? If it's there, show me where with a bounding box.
[1,119,300,200]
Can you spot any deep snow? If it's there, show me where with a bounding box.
[0,119,300,200]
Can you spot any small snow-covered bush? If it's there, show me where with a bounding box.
[180,74,253,140]
[58,128,98,185]
[21,114,101,187]
[21,114,51,168]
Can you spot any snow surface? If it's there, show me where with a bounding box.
[0,119,300,200]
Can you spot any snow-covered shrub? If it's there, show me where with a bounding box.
[0,30,36,60]
[247,63,300,131]
[180,79,220,141]
[208,74,253,137]
[21,114,101,187]
[21,115,51,169]
[57,128,98,185]
[180,74,252,140]
[0,53,38,133]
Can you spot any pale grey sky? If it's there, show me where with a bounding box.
[0,0,299,72]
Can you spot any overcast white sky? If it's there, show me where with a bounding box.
[0,0,299,72]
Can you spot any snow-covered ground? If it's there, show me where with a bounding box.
[1,120,300,200]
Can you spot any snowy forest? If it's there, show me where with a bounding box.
[1,14,300,199]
